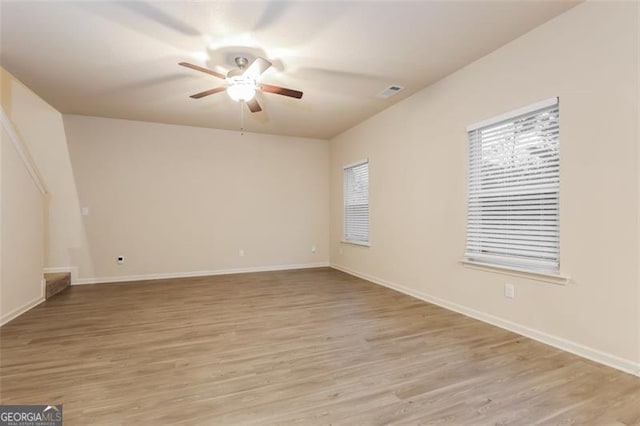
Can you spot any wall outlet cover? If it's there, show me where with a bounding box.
[504,283,515,299]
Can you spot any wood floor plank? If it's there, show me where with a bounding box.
[1,268,638,425]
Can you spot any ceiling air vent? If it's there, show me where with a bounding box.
[375,85,404,99]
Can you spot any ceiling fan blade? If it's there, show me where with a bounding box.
[246,98,262,113]
[259,84,303,99]
[243,57,272,80]
[179,62,226,79]
[189,87,226,99]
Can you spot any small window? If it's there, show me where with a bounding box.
[466,98,560,272]
[343,160,369,245]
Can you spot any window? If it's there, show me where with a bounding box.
[466,98,559,273]
[343,160,369,244]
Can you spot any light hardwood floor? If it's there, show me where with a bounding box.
[1,268,639,425]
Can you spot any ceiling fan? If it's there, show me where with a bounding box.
[178,57,303,113]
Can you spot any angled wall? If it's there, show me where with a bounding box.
[0,68,49,324]
[0,125,45,323]
[0,66,86,275]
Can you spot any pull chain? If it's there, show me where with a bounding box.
[240,101,244,136]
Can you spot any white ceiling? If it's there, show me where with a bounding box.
[0,1,579,139]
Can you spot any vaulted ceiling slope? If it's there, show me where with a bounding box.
[0,1,579,139]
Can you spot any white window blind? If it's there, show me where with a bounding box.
[466,98,560,272]
[344,160,369,244]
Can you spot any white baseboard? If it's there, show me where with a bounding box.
[331,263,640,378]
[72,262,331,285]
[0,296,45,327]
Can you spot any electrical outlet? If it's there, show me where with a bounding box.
[504,283,515,299]
[239,249,245,257]
[81,207,89,216]
[311,245,317,254]
[117,256,125,265]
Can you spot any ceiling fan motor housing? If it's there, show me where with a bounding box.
[234,56,249,69]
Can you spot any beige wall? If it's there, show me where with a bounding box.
[637,1,640,374]
[1,66,64,324]
[0,124,45,324]
[0,67,85,272]
[63,115,329,281]
[330,1,639,371]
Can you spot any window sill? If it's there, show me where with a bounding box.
[459,259,570,285]
[341,240,371,247]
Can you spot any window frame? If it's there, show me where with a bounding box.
[465,97,560,274]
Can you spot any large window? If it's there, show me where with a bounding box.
[466,98,559,272]
[343,160,369,245]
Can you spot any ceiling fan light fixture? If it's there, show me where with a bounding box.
[179,58,303,110]
[226,76,256,102]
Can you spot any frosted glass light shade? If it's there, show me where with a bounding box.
[227,80,256,101]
